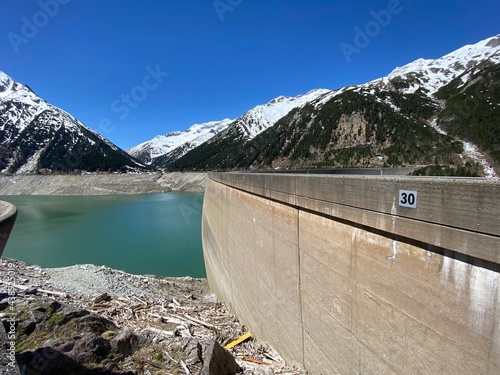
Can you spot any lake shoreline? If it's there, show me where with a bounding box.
[0,172,207,195]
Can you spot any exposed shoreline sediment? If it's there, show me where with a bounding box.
[0,172,207,195]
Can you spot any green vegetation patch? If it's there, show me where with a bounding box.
[436,62,500,171]
[410,163,482,177]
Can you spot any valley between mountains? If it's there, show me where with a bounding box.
[1,35,499,177]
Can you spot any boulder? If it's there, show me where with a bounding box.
[201,338,241,375]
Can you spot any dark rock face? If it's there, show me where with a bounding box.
[201,338,241,375]
[486,35,500,48]
[1,297,120,374]
[65,333,112,363]
[0,296,241,375]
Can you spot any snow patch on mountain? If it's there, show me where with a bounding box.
[463,142,496,178]
[16,149,44,174]
[237,89,331,139]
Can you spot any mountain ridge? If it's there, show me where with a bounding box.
[169,34,500,175]
[0,71,143,174]
[129,89,331,167]
[2,35,499,176]
[127,118,234,165]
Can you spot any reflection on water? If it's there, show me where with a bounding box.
[1,193,205,277]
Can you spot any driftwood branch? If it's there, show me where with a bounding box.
[182,313,216,329]
[179,360,191,375]
[143,326,175,337]
[0,280,68,298]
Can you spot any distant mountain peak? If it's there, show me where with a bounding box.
[129,89,330,166]
[0,71,143,174]
[127,118,234,165]
[268,95,288,104]
[368,35,500,95]
[486,35,500,48]
[233,88,331,140]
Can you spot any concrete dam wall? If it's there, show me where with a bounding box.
[202,172,500,375]
[0,200,17,258]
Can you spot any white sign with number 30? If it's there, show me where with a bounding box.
[399,190,417,208]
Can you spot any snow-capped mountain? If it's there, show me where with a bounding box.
[128,119,233,165]
[367,34,500,94]
[305,34,500,109]
[3,35,498,175]
[170,35,500,175]
[130,89,330,166]
[0,71,142,174]
[231,89,331,140]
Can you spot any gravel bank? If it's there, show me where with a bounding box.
[0,172,207,195]
[0,258,307,374]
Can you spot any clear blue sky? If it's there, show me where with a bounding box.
[1,0,499,150]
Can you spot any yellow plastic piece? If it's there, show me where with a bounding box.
[224,333,253,350]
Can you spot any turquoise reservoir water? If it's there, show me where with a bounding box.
[0,193,206,277]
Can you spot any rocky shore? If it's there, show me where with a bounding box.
[0,172,207,195]
[0,258,306,375]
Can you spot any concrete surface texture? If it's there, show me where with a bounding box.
[0,200,17,258]
[202,172,500,375]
